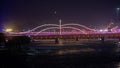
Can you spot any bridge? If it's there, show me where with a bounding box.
[4,21,120,41]
[2,22,120,57]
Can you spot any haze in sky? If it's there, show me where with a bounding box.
[1,0,120,31]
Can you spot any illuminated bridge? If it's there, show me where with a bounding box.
[5,22,120,40]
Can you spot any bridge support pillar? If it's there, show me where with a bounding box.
[75,38,79,41]
[55,38,63,44]
[101,36,105,43]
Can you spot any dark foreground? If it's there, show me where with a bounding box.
[1,33,120,68]
[0,55,120,68]
[0,48,120,68]
[0,37,120,68]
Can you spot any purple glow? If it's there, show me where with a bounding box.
[5,23,120,36]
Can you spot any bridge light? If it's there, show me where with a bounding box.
[104,29,108,32]
[99,29,103,32]
[5,28,13,32]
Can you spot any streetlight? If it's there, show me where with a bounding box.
[5,28,13,32]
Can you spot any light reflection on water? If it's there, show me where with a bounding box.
[55,48,95,55]
[117,62,120,68]
[25,41,120,68]
[26,48,120,68]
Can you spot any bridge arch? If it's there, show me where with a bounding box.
[62,23,95,31]
[26,23,96,35]
[34,27,86,35]
[27,24,59,32]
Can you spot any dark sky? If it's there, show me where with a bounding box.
[1,0,120,31]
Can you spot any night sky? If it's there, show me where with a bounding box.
[1,0,120,31]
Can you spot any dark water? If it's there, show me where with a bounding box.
[25,55,120,68]
[0,41,120,68]
[0,49,120,68]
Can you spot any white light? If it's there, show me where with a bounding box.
[104,29,108,32]
[5,28,13,32]
[99,29,103,32]
[117,8,120,10]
